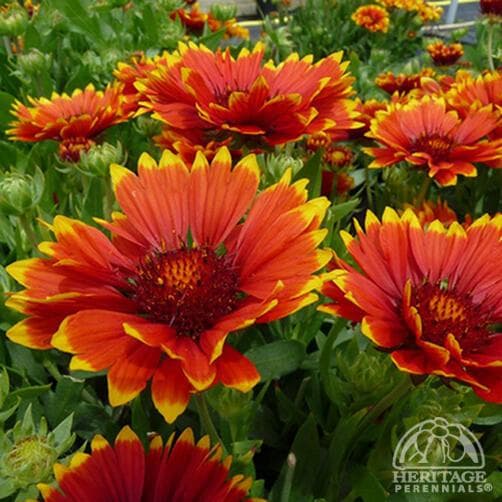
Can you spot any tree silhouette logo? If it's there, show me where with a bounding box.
[393,417,485,470]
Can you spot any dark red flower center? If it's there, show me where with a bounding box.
[413,133,453,161]
[131,247,239,338]
[412,282,490,351]
[59,137,95,162]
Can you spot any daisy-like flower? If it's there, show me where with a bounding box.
[364,96,502,185]
[427,41,464,66]
[8,83,132,162]
[417,2,443,22]
[37,426,262,501]
[138,42,358,150]
[323,145,354,167]
[375,68,435,95]
[320,209,502,403]
[351,5,390,33]
[349,98,388,138]
[402,199,472,227]
[6,148,330,423]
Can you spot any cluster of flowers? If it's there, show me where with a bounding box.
[351,0,442,34]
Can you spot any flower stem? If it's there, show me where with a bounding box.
[195,393,226,453]
[416,175,432,206]
[3,36,12,58]
[281,453,296,502]
[486,20,495,71]
[18,213,39,250]
[365,168,374,211]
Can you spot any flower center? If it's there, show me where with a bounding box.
[412,133,453,161]
[412,282,490,351]
[131,247,239,338]
[59,137,95,162]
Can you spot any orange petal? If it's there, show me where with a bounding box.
[215,345,260,392]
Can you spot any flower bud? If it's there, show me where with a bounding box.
[262,153,303,182]
[78,142,124,177]
[210,4,237,21]
[0,170,43,216]
[206,386,253,419]
[0,7,28,37]
[16,48,51,76]
[134,115,163,137]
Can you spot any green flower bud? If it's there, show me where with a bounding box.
[210,4,237,21]
[16,48,51,76]
[0,169,44,216]
[262,153,303,182]
[78,142,124,177]
[206,386,253,420]
[0,7,28,37]
[134,115,163,138]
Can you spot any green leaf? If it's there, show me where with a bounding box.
[348,465,387,502]
[7,383,52,403]
[0,92,15,130]
[0,479,15,499]
[44,375,84,427]
[297,150,322,198]
[246,340,305,381]
[330,198,360,224]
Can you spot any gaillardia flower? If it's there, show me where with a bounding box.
[364,96,502,185]
[320,208,502,403]
[375,69,435,95]
[351,5,390,33]
[427,41,464,66]
[138,42,358,150]
[6,148,330,422]
[37,426,262,501]
[8,83,132,162]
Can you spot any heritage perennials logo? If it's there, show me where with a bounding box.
[392,417,492,495]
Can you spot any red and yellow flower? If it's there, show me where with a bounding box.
[320,209,502,403]
[8,83,132,161]
[364,96,502,185]
[6,148,330,422]
[37,426,262,501]
[375,68,435,95]
[480,0,502,16]
[427,41,464,66]
[402,199,472,228]
[137,42,358,150]
[351,5,390,33]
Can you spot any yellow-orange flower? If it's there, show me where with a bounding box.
[323,145,354,167]
[364,96,502,185]
[376,68,435,95]
[351,5,390,33]
[6,148,330,423]
[138,42,358,150]
[320,209,502,404]
[8,84,132,161]
[402,199,472,227]
[38,426,262,502]
[417,2,443,21]
[427,41,464,66]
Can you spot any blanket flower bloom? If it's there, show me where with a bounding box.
[37,426,261,501]
[137,42,358,150]
[403,199,471,228]
[320,209,502,404]
[6,148,330,423]
[375,69,435,95]
[351,5,390,33]
[8,83,132,161]
[427,41,464,66]
[364,96,502,185]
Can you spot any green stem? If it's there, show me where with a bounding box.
[18,213,39,250]
[102,175,115,219]
[195,393,226,452]
[2,36,12,58]
[486,20,495,71]
[416,175,432,206]
[43,359,62,382]
[281,453,296,502]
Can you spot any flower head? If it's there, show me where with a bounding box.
[8,84,132,161]
[37,426,261,501]
[376,68,435,95]
[138,42,358,149]
[427,41,464,66]
[364,96,502,185]
[320,209,502,403]
[351,5,390,33]
[480,0,502,16]
[6,148,329,422]
[402,199,472,227]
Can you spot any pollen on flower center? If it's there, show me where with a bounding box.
[413,133,453,160]
[412,282,489,350]
[131,247,239,338]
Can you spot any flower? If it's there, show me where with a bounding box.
[480,0,502,16]
[364,96,502,185]
[323,145,354,167]
[138,42,358,149]
[417,2,443,22]
[427,41,464,66]
[8,84,132,162]
[320,208,502,403]
[376,69,435,95]
[351,5,390,33]
[402,199,472,227]
[37,426,262,501]
[349,98,388,138]
[6,148,330,423]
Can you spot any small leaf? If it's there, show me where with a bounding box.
[0,92,15,129]
[297,150,322,198]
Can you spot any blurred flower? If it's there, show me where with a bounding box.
[8,84,133,162]
[376,68,435,95]
[224,18,250,39]
[0,169,43,216]
[16,48,51,76]
[349,98,388,138]
[0,4,28,36]
[138,42,358,150]
[170,2,221,33]
[23,0,39,17]
[38,426,261,501]
[402,199,472,227]
[6,148,330,423]
[321,171,354,198]
[306,132,331,151]
[417,2,443,22]
[480,0,502,15]
[320,208,502,404]
[427,41,464,66]
[364,96,502,185]
[323,145,353,167]
[351,5,390,33]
